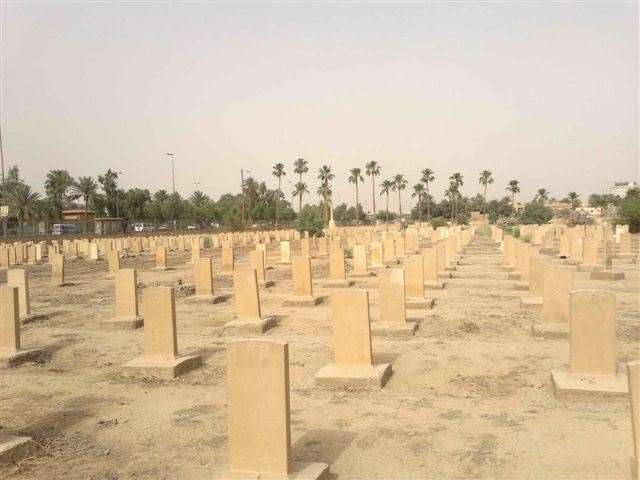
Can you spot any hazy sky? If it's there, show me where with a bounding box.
[1,2,638,211]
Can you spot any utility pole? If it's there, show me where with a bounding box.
[166,153,175,193]
[0,115,6,238]
[240,169,245,223]
[166,153,175,230]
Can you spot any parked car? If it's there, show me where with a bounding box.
[158,224,169,231]
[132,222,155,232]
[51,224,80,235]
[187,224,198,230]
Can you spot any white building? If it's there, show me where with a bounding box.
[602,181,638,197]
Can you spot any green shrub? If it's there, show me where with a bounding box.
[297,205,324,237]
[430,217,449,230]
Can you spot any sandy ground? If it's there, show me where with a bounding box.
[1,230,638,480]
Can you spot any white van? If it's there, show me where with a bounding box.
[51,224,80,235]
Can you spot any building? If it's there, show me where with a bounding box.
[546,201,572,215]
[62,209,96,221]
[602,181,638,197]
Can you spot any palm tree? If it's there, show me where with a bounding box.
[380,179,394,225]
[316,183,332,225]
[293,158,308,183]
[71,176,98,221]
[317,165,334,224]
[392,174,408,216]
[421,168,435,219]
[478,170,494,213]
[534,188,549,204]
[348,168,364,226]
[506,180,520,207]
[190,191,208,207]
[448,173,464,220]
[292,182,308,213]
[7,183,41,234]
[365,161,381,217]
[272,163,286,227]
[567,192,580,209]
[412,183,426,226]
[444,183,459,221]
[45,169,75,218]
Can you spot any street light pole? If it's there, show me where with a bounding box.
[116,171,123,231]
[240,169,245,223]
[166,153,175,230]
[0,115,6,238]
[166,153,175,193]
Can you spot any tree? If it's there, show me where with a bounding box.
[449,172,464,221]
[444,183,459,221]
[190,191,209,207]
[297,204,324,236]
[412,183,426,225]
[98,169,120,217]
[534,188,549,204]
[567,191,580,209]
[293,158,308,183]
[519,201,553,225]
[272,163,286,227]
[71,176,98,228]
[618,188,640,233]
[316,182,332,225]
[44,169,75,219]
[365,161,381,217]
[421,168,435,219]
[392,174,408,216]
[348,168,364,226]
[506,180,520,207]
[478,170,493,213]
[7,182,41,234]
[317,165,334,224]
[380,179,394,225]
[588,193,622,208]
[292,182,308,213]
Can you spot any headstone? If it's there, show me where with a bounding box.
[0,286,43,368]
[224,269,276,335]
[102,268,143,329]
[107,250,120,277]
[154,246,168,270]
[279,241,292,264]
[224,338,329,479]
[404,254,434,310]
[315,290,392,388]
[422,248,445,289]
[351,245,369,277]
[551,291,628,398]
[283,256,322,306]
[535,265,573,338]
[191,257,224,303]
[6,269,39,322]
[122,287,201,379]
[51,253,68,286]
[371,268,417,337]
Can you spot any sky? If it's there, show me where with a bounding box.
[1,2,638,212]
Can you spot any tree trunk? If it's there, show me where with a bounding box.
[355,182,359,227]
[298,195,302,214]
[483,184,487,214]
[426,183,430,219]
[371,177,376,216]
[398,191,402,216]
[418,198,422,226]
[276,177,281,227]
[385,193,389,226]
